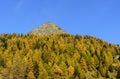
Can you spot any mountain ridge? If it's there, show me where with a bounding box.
[30,22,68,35]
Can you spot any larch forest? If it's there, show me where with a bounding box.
[0,22,120,79]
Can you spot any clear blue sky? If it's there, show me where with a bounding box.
[0,0,120,44]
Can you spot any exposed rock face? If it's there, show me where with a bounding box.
[30,22,68,35]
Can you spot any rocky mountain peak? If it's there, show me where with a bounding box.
[30,22,68,35]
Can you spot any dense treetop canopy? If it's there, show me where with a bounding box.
[0,33,120,79]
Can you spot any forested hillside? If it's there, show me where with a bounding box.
[0,34,120,79]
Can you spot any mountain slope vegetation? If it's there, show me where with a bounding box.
[0,33,120,79]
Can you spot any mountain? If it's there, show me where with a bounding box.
[0,22,120,79]
[30,22,68,35]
